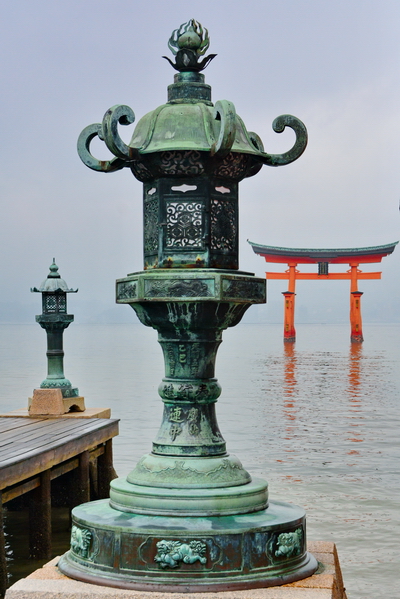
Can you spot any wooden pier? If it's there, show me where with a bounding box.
[0,416,119,596]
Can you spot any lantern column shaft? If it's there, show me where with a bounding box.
[46,329,66,381]
[35,314,77,396]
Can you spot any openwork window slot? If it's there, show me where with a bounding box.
[43,293,67,314]
[143,179,239,269]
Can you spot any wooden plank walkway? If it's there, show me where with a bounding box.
[0,417,119,596]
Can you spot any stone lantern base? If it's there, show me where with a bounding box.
[28,389,85,416]
[58,495,317,592]
[58,268,317,590]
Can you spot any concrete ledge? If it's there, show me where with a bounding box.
[5,542,347,599]
[0,407,111,419]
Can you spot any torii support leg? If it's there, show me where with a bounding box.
[282,264,296,342]
[350,264,363,343]
[350,291,364,343]
[282,291,296,342]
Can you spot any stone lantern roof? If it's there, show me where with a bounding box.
[31,260,78,293]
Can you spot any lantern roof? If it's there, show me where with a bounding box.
[77,19,308,177]
[31,260,78,293]
[130,101,262,156]
[127,20,302,162]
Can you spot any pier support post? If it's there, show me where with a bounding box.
[0,492,7,597]
[75,451,90,506]
[97,440,115,499]
[29,471,51,560]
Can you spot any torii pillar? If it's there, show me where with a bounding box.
[350,263,363,343]
[282,263,297,342]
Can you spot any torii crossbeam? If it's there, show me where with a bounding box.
[249,241,398,343]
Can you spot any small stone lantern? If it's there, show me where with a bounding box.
[29,260,85,415]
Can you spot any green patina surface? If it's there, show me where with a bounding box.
[58,498,317,592]
[58,19,317,591]
[31,260,79,398]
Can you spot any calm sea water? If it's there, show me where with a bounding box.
[1,322,399,598]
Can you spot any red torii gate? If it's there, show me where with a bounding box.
[249,241,398,343]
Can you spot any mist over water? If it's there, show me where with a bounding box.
[1,322,399,598]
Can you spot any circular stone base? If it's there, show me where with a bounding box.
[58,499,318,592]
[110,476,268,516]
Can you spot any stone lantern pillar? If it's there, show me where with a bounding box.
[59,20,317,590]
[30,260,85,415]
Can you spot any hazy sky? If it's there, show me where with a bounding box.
[1,1,400,323]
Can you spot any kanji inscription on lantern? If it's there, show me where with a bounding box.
[188,407,200,435]
[170,423,182,441]
[170,407,184,423]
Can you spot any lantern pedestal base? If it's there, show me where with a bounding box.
[28,389,85,415]
[58,496,317,592]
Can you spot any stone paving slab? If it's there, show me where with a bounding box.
[5,542,347,599]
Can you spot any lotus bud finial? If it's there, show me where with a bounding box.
[163,19,216,72]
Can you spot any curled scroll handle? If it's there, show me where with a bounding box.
[77,104,139,173]
[210,100,236,158]
[102,105,139,161]
[253,114,308,167]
